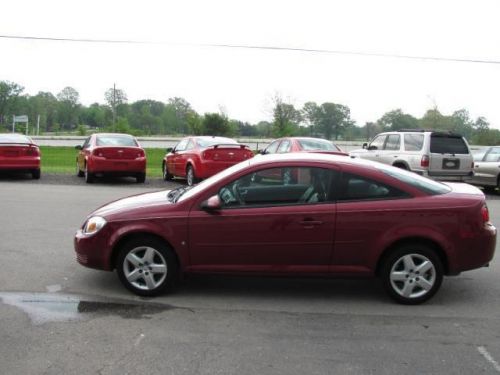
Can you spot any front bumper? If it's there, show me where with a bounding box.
[74,227,114,271]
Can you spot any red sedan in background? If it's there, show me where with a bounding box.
[260,137,347,156]
[0,133,41,179]
[76,133,147,183]
[162,136,254,185]
[75,153,496,304]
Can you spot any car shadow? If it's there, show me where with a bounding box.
[0,171,35,180]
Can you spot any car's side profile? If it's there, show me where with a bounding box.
[74,154,496,304]
[470,146,500,192]
[75,133,147,183]
[0,133,41,179]
[162,136,254,185]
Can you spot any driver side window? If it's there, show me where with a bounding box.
[218,167,338,208]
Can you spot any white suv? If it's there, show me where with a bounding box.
[349,130,473,181]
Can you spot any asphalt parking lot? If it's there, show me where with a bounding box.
[1,176,500,374]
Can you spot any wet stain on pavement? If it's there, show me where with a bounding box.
[0,292,174,325]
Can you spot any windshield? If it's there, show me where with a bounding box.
[376,164,451,195]
[196,137,237,148]
[177,160,252,202]
[96,135,138,147]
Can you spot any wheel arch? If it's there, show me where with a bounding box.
[375,236,449,276]
[392,160,410,170]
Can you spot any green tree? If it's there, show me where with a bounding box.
[0,81,24,127]
[317,103,352,140]
[377,109,419,131]
[57,86,80,130]
[272,95,301,137]
[202,113,232,136]
[104,86,128,127]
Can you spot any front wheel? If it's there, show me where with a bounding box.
[116,236,178,296]
[163,162,173,181]
[381,244,443,304]
[76,160,84,177]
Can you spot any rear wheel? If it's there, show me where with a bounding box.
[162,162,173,181]
[136,172,146,183]
[31,169,41,180]
[186,165,198,186]
[116,236,178,296]
[84,163,94,183]
[381,244,443,304]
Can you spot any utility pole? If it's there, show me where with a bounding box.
[112,83,116,132]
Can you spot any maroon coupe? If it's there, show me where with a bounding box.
[75,153,496,304]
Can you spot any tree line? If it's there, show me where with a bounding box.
[0,80,497,145]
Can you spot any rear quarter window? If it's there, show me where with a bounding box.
[404,134,424,151]
[430,135,469,154]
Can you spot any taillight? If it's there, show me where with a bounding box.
[26,147,40,156]
[481,204,490,223]
[421,155,429,168]
[137,150,145,158]
[94,150,103,157]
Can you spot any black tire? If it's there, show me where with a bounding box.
[116,236,178,297]
[162,162,173,181]
[76,160,84,177]
[31,168,41,180]
[84,163,94,183]
[381,244,443,305]
[186,165,198,186]
[136,172,146,183]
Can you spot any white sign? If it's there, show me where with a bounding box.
[14,115,28,122]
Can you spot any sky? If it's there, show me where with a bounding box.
[1,0,500,128]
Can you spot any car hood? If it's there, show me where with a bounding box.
[348,148,368,156]
[92,190,173,218]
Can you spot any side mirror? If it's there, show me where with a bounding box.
[200,195,222,211]
[258,149,267,155]
[166,147,173,153]
[75,145,83,150]
[362,143,368,149]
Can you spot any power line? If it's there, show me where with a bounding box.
[1,34,500,65]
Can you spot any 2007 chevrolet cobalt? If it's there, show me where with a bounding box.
[74,153,496,304]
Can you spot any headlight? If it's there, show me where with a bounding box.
[83,216,107,235]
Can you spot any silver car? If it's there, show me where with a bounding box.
[470,147,500,191]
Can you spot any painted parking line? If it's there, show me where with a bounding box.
[478,346,500,373]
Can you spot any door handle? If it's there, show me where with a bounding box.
[299,220,323,227]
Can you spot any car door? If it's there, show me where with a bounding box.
[171,138,188,176]
[377,134,401,165]
[474,147,500,186]
[187,166,338,273]
[363,134,387,162]
[77,136,91,170]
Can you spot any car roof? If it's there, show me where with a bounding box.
[251,152,375,169]
[95,133,134,138]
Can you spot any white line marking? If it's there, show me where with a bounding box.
[134,333,145,347]
[478,346,500,373]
